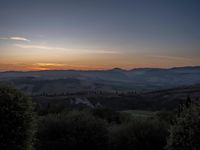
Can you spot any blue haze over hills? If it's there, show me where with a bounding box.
[0,66,200,94]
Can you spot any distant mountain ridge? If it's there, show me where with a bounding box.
[0,66,200,94]
[1,66,200,73]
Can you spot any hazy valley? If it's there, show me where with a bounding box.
[1,66,200,111]
[1,66,200,95]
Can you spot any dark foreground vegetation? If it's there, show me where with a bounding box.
[0,84,35,150]
[0,84,200,150]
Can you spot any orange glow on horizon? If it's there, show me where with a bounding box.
[0,50,199,72]
[0,61,199,72]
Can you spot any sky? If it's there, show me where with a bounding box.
[0,0,200,71]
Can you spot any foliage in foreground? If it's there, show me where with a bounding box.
[110,119,168,150]
[36,110,109,150]
[35,105,170,150]
[0,85,36,150]
[166,102,200,150]
[2,83,199,150]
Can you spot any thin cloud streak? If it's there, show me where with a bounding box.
[15,44,66,50]
[9,37,30,42]
[15,44,120,54]
[148,55,193,61]
[0,36,30,42]
[36,63,65,67]
[83,50,121,54]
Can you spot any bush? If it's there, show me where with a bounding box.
[35,103,70,116]
[36,110,109,150]
[91,108,132,125]
[166,103,200,150]
[156,111,175,125]
[0,85,35,150]
[110,119,168,150]
[92,107,121,124]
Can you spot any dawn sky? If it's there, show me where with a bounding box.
[0,0,200,71]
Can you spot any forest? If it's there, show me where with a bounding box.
[1,84,200,150]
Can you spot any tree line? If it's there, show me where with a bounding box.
[0,84,200,150]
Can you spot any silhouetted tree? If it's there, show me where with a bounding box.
[36,110,109,150]
[92,108,121,124]
[110,119,168,150]
[185,96,191,108]
[166,102,200,150]
[0,85,36,150]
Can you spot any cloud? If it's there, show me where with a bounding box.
[0,63,66,71]
[0,36,30,42]
[83,50,121,54]
[148,55,193,61]
[15,44,120,54]
[31,63,67,70]
[36,63,65,67]
[9,37,30,42]
[15,44,66,50]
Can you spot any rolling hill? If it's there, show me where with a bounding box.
[0,66,200,95]
[32,84,200,111]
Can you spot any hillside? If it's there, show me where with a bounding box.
[32,84,200,111]
[0,66,200,95]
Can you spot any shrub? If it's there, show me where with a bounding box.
[92,107,121,124]
[110,119,168,150]
[35,102,70,116]
[166,103,200,150]
[0,85,35,150]
[156,111,175,125]
[92,108,132,125]
[36,110,109,150]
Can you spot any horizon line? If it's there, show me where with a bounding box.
[0,65,199,73]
